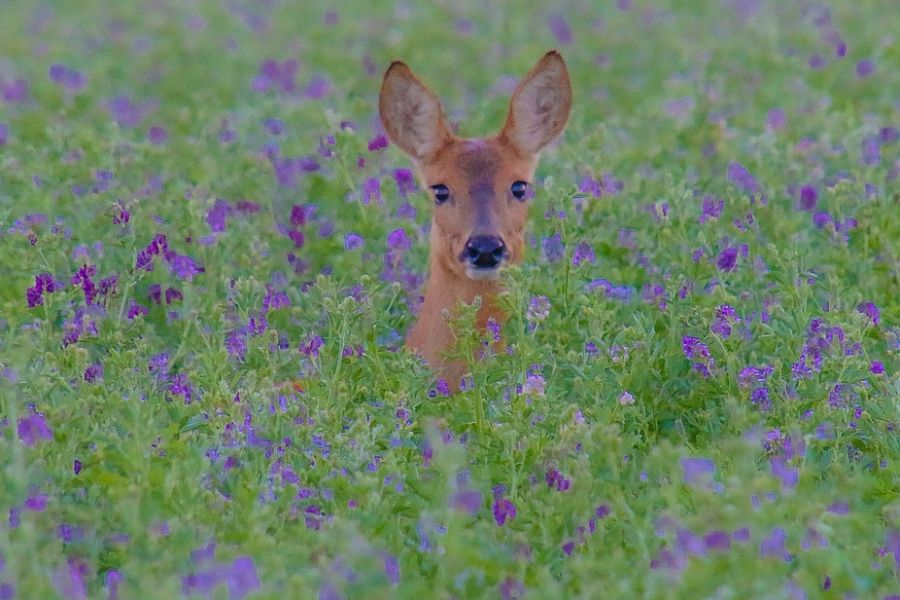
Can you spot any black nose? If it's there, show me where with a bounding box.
[464,235,507,269]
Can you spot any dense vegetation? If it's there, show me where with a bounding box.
[1,1,897,598]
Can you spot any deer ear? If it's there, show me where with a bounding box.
[379,61,452,161]
[500,51,572,157]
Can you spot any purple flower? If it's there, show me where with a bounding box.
[750,387,771,411]
[387,228,411,250]
[367,134,388,152]
[226,556,259,600]
[318,136,335,158]
[26,272,63,308]
[586,278,634,301]
[270,155,320,187]
[857,302,880,326]
[545,468,571,491]
[527,296,551,322]
[882,126,900,144]
[492,497,517,526]
[710,304,739,338]
[602,172,624,195]
[382,553,399,585]
[547,14,573,45]
[812,211,833,229]
[251,59,298,94]
[84,362,103,383]
[2,77,29,102]
[704,530,731,552]
[828,383,851,408]
[571,241,595,266]
[797,185,818,210]
[861,136,880,166]
[870,361,885,375]
[148,125,168,144]
[300,334,324,357]
[53,558,88,600]
[127,302,149,320]
[770,458,798,490]
[107,95,145,128]
[681,457,715,485]
[166,252,204,281]
[682,336,715,377]
[304,75,330,99]
[236,200,260,214]
[207,199,232,232]
[18,413,53,446]
[361,177,381,205]
[395,202,416,220]
[499,578,525,600]
[826,501,849,515]
[682,336,710,360]
[716,246,739,271]
[808,54,826,69]
[578,175,602,197]
[147,284,162,304]
[225,330,247,360]
[766,108,786,130]
[262,286,290,311]
[135,233,168,271]
[521,373,545,396]
[738,364,773,388]
[344,232,364,250]
[105,570,122,600]
[71,264,98,305]
[393,169,416,196]
[885,529,900,572]
[25,493,48,511]
[287,229,305,248]
[451,489,482,514]
[727,161,759,194]
[856,59,874,78]
[541,232,564,263]
[168,373,194,404]
[699,196,724,223]
[149,352,170,380]
[801,527,828,550]
[113,205,130,225]
[49,64,87,91]
[675,528,706,556]
[759,527,792,561]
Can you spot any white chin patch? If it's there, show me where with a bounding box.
[466,266,503,281]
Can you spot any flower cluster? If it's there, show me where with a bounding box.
[26,272,63,308]
[135,233,204,281]
[739,364,774,411]
[682,336,715,378]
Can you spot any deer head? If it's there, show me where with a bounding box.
[379,50,572,389]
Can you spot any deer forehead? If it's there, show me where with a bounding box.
[425,140,530,188]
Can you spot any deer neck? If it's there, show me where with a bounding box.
[407,253,505,371]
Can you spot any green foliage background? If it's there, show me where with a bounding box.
[0,0,897,598]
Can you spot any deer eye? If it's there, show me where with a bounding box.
[430,184,450,205]
[511,181,529,200]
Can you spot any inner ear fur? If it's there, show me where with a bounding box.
[500,50,572,157]
[379,61,452,161]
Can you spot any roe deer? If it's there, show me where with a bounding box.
[379,50,571,391]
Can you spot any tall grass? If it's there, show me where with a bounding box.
[0,1,897,598]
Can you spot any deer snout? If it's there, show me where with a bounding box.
[463,235,508,270]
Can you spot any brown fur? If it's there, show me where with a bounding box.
[379,51,572,391]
